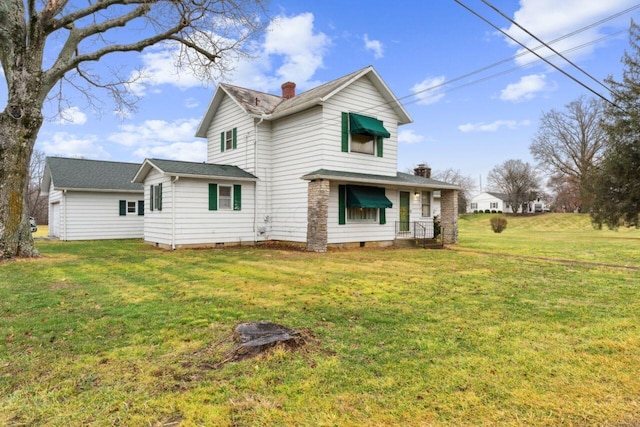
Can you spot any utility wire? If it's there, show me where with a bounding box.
[453,0,624,111]
[481,0,615,95]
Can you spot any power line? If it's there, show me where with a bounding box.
[453,0,625,111]
[481,0,615,95]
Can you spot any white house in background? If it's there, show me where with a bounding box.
[134,66,460,251]
[42,157,144,240]
[469,192,549,214]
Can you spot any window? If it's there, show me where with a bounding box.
[350,133,375,155]
[150,183,162,211]
[470,202,478,210]
[208,183,242,211]
[347,207,377,222]
[219,185,232,209]
[220,128,237,152]
[127,201,136,213]
[490,202,498,209]
[421,191,431,217]
[341,112,388,157]
[338,184,391,225]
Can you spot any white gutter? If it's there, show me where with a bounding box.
[171,176,179,250]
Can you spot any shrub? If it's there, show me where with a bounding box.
[491,210,497,213]
[490,217,508,233]
[473,210,478,214]
[484,209,491,213]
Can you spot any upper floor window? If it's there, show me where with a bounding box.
[220,127,237,152]
[341,112,389,157]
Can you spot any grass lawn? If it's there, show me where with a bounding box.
[1,214,640,426]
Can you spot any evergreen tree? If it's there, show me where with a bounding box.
[591,20,640,228]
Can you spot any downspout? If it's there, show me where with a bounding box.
[171,176,179,250]
[253,115,265,243]
[62,189,67,241]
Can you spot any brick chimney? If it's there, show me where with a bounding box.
[413,163,431,178]
[281,82,296,99]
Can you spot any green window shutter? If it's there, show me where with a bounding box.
[233,184,242,210]
[232,127,237,149]
[138,200,144,216]
[379,208,386,225]
[341,112,349,152]
[376,135,384,157]
[209,183,218,211]
[149,185,154,211]
[338,184,346,225]
[158,183,163,211]
[119,200,126,216]
[220,132,225,152]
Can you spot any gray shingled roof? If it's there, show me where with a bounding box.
[145,159,258,180]
[302,169,460,190]
[220,67,367,117]
[45,157,143,192]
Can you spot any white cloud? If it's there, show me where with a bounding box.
[364,34,384,59]
[133,141,207,162]
[107,118,206,162]
[398,129,425,144]
[458,119,531,133]
[58,107,87,125]
[503,0,636,66]
[411,75,447,105]
[500,74,548,102]
[129,12,331,96]
[128,45,205,96]
[39,132,110,159]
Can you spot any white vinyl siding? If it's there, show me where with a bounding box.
[172,178,254,246]
[206,95,255,172]
[48,190,144,241]
[322,76,398,177]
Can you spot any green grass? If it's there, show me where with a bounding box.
[1,214,640,426]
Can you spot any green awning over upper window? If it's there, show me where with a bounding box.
[349,113,390,138]
[346,185,393,208]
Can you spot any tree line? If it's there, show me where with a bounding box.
[484,21,640,228]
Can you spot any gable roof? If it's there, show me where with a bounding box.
[132,158,258,183]
[486,192,509,201]
[195,66,412,137]
[42,157,143,194]
[302,169,460,190]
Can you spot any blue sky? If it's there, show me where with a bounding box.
[3,0,639,193]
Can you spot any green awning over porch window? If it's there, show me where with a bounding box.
[349,113,390,138]
[346,185,393,209]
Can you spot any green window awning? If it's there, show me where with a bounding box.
[349,113,390,138]
[346,185,392,209]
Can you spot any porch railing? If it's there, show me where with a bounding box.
[395,221,434,239]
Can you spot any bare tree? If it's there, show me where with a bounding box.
[0,0,267,258]
[431,168,475,213]
[529,96,606,212]
[487,159,540,214]
[27,150,48,225]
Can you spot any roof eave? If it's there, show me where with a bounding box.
[162,172,258,182]
[302,173,460,190]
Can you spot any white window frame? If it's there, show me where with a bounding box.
[471,203,478,210]
[421,191,431,217]
[347,207,377,223]
[350,133,375,155]
[127,201,136,213]
[219,185,232,210]
[225,130,233,151]
[490,202,499,209]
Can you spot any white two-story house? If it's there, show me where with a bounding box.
[132,66,459,251]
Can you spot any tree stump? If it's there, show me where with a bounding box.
[231,322,305,360]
